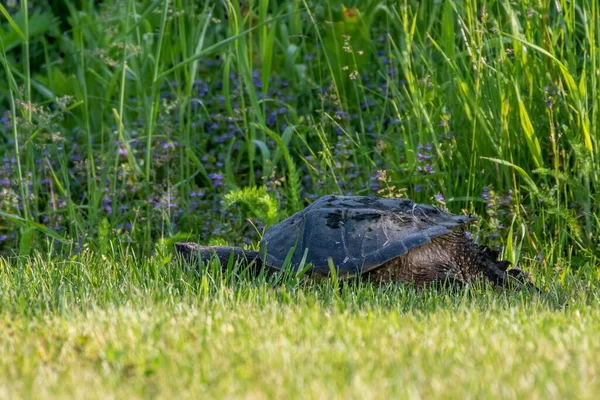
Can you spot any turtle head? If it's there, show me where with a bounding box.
[174,242,200,260]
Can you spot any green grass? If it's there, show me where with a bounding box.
[1,0,600,397]
[0,254,598,399]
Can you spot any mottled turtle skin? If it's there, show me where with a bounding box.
[175,195,530,288]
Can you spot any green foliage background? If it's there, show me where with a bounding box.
[0,0,599,271]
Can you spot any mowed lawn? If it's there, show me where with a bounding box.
[0,256,598,399]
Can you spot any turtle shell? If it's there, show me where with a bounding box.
[259,195,470,275]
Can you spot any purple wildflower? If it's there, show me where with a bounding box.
[334,110,348,120]
[162,140,179,150]
[209,173,223,188]
[1,111,11,131]
[504,189,513,205]
[482,187,489,199]
[102,196,112,216]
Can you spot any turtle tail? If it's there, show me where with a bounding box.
[174,243,263,271]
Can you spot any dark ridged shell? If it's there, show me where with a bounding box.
[260,195,470,275]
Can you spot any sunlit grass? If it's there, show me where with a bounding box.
[0,254,598,399]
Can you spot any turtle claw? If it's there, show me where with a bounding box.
[496,260,511,272]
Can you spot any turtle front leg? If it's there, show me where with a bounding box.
[504,268,538,291]
[477,249,538,291]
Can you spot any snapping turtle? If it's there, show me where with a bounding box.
[175,195,530,288]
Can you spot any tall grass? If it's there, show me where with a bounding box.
[0,0,598,270]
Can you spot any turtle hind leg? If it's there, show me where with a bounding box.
[415,231,513,287]
[365,237,473,287]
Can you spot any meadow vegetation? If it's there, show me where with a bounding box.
[0,0,599,398]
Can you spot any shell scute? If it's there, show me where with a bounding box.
[260,195,470,274]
